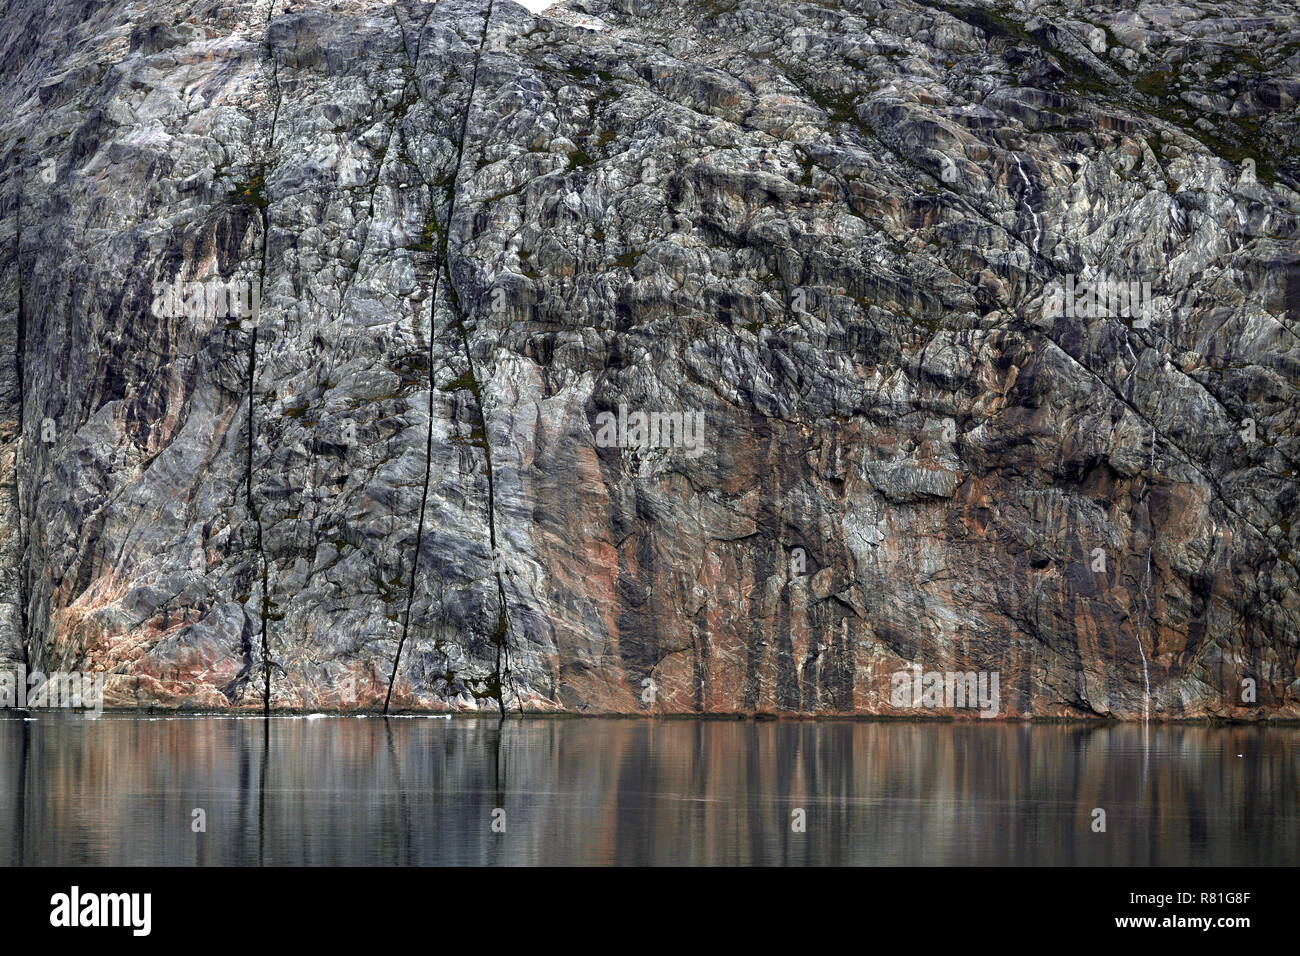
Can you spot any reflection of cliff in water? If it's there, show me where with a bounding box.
[1,716,1295,865]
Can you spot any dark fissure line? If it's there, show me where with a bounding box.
[247,292,268,716]
[248,16,283,716]
[384,14,462,716]
[448,0,519,718]
[386,0,511,716]
[355,4,441,719]
[13,153,31,670]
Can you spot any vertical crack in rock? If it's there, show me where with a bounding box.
[385,0,515,717]
[445,0,516,718]
[247,7,284,716]
[11,149,30,670]
[383,2,445,715]
[1137,425,1156,721]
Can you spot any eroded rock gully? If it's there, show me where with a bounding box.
[1,0,1297,718]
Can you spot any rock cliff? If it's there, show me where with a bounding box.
[1,0,1297,717]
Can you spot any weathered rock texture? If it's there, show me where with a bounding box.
[1,0,1297,718]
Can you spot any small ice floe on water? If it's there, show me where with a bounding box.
[350,712,451,719]
[304,713,328,720]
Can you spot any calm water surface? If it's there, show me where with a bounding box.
[2,715,1295,865]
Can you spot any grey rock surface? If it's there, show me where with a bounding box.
[1,0,1297,717]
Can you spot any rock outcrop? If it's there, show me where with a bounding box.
[1,0,1297,717]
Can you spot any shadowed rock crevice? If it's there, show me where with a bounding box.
[386,0,516,717]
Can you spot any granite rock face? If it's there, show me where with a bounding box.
[1,0,1297,718]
